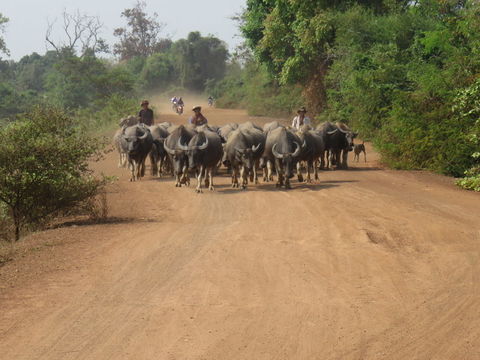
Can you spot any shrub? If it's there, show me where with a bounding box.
[0,105,109,241]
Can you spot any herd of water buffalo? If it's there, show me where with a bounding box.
[113,116,358,192]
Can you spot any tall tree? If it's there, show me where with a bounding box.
[113,1,170,60]
[172,32,229,90]
[0,13,9,57]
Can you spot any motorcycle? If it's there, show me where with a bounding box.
[208,98,214,107]
[176,104,184,115]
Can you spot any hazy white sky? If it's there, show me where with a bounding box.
[1,0,246,60]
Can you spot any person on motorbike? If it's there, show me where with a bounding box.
[208,96,214,106]
[177,97,184,107]
[189,105,208,126]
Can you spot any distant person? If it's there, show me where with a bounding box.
[291,106,310,130]
[189,105,208,126]
[139,100,154,126]
[208,96,214,107]
[177,97,184,107]
[171,96,177,104]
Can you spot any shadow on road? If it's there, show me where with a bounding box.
[50,216,159,229]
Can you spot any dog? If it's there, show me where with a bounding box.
[354,141,366,162]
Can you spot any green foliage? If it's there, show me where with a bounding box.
[74,94,138,130]
[208,60,303,117]
[0,106,109,241]
[171,32,229,91]
[241,0,480,183]
[45,53,134,110]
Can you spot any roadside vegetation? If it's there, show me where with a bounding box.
[0,0,479,242]
[209,0,480,189]
[0,1,229,241]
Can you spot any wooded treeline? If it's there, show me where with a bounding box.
[210,0,480,190]
[0,2,228,124]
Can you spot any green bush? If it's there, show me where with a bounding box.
[0,105,109,241]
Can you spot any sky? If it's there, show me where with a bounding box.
[1,0,246,60]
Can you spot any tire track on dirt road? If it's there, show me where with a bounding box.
[0,106,479,359]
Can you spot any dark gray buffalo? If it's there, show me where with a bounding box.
[316,122,357,169]
[239,122,266,184]
[178,129,224,193]
[263,127,302,189]
[120,124,154,181]
[296,126,325,182]
[163,125,196,187]
[224,128,263,189]
[148,125,169,177]
[218,123,239,143]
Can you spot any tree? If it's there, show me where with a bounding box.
[45,10,108,57]
[172,32,229,90]
[0,13,9,57]
[113,1,169,60]
[0,106,108,241]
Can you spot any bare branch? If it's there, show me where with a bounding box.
[45,9,108,57]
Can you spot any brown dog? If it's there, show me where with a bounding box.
[354,141,366,162]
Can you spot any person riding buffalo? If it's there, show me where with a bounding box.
[291,106,311,130]
[139,100,154,126]
[189,105,208,126]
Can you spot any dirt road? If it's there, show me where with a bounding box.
[1,105,479,359]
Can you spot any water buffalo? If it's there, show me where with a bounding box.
[296,127,325,183]
[218,123,238,143]
[263,121,282,134]
[119,115,139,128]
[113,128,127,168]
[316,122,357,169]
[120,124,154,181]
[239,122,266,184]
[163,125,196,187]
[324,122,357,169]
[224,129,263,189]
[264,127,302,189]
[148,125,170,177]
[179,129,223,193]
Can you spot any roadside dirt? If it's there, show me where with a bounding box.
[0,104,479,360]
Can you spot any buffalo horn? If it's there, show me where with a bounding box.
[163,140,176,155]
[177,138,190,151]
[272,143,284,159]
[198,137,209,150]
[291,141,301,158]
[327,129,338,135]
[252,143,261,153]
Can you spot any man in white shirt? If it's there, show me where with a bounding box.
[291,107,311,130]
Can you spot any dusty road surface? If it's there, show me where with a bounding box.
[1,103,480,360]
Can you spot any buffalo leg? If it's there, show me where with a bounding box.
[306,160,313,183]
[297,162,304,183]
[208,168,215,191]
[314,160,319,180]
[196,166,203,193]
[240,166,247,190]
[267,160,274,182]
[275,165,283,188]
[231,166,239,188]
[342,150,349,169]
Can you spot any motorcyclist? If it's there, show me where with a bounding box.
[189,105,208,126]
[208,96,214,106]
[177,97,184,107]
